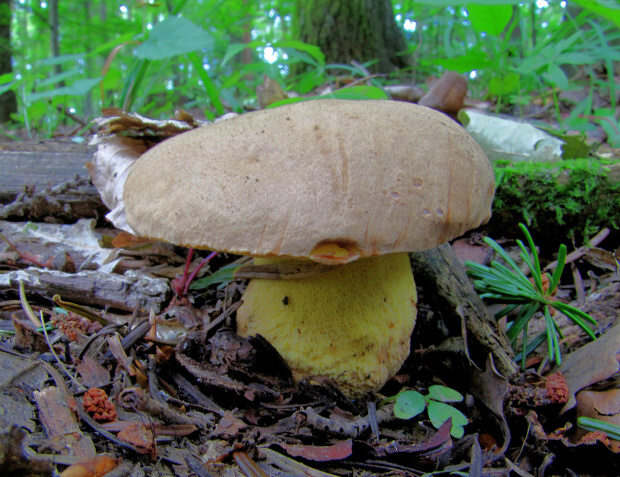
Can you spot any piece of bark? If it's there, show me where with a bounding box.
[0,267,170,313]
[33,386,96,459]
[409,243,518,378]
[0,140,106,221]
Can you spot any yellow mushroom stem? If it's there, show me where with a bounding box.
[236,252,417,397]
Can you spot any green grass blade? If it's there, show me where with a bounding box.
[552,301,598,325]
[520,328,528,370]
[544,307,562,364]
[578,417,620,441]
[506,302,539,342]
[187,52,225,117]
[519,223,542,278]
[549,244,567,293]
[494,303,521,319]
[554,306,597,340]
[483,237,526,277]
[516,238,544,293]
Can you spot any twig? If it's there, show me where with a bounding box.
[543,227,610,272]
[578,114,620,136]
[0,175,91,220]
[38,308,85,392]
[259,447,340,477]
[571,263,585,306]
[233,451,270,477]
[56,104,89,127]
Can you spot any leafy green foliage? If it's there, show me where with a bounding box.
[384,385,468,438]
[4,0,618,137]
[134,16,214,60]
[189,263,242,291]
[465,224,597,367]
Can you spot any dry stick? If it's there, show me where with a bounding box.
[571,263,585,306]
[233,451,270,477]
[543,227,610,272]
[0,175,90,220]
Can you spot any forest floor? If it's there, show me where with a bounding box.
[0,87,619,476]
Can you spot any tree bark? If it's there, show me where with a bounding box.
[48,0,63,83]
[294,0,410,73]
[0,0,16,122]
[410,244,518,379]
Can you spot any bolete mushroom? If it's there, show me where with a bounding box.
[123,99,495,396]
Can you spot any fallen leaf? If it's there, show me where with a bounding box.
[556,323,620,414]
[117,422,157,457]
[469,355,511,459]
[459,108,565,162]
[278,440,353,462]
[59,455,120,477]
[76,356,111,389]
[575,389,620,452]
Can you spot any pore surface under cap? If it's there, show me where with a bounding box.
[124,99,495,259]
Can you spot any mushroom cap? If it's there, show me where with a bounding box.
[124,99,495,261]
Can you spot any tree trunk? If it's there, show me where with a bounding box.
[294,0,410,74]
[0,0,16,122]
[48,0,62,83]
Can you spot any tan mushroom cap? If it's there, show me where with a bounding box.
[124,99,494,260]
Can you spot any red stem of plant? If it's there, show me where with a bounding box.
[183,250,218,296]
[578,114,620,136]
[174,248,195,296]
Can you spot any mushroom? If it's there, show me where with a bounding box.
[123,99,495,396]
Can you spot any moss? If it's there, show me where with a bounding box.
[489,158,620,245]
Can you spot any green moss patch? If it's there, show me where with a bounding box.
[489,158,620,245]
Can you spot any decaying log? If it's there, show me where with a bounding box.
[410,243,518,378]
[0,140,106,221]
[0,267,170,313]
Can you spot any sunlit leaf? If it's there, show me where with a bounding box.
[135,16,214,60]
[466,4,513,37]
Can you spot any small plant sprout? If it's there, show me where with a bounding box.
[465,223,597,368]
[383,385,468,438]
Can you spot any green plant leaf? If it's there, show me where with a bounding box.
[429,50,492,73]
[488,73,520,96]
[190,263,242,290]
[428,385,463,403]
[274,40,326,66]
[393,390,426,420]
[26,77,102,103]
[570,0,620,28]
[427,401,468,438]
[545,63,569,90]
[35,53,84,67]
[416,0,531,4]
[549,244,567,293]
[187,51,225,116]
[135,16,214,60]
[466,4,513,37]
